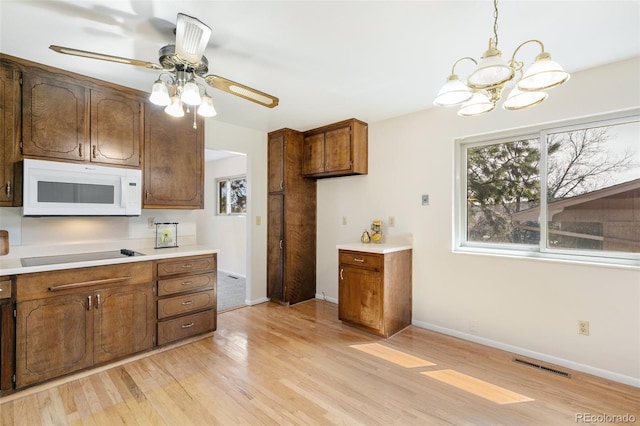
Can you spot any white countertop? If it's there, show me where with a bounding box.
[0,239,219,276]
[336,235,413,254]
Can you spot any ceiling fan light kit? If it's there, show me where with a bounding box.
[433,0,570,116]
[49,13,278,128]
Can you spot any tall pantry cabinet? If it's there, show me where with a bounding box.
[267,129,317,305]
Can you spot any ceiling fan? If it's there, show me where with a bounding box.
[49,13,279,112]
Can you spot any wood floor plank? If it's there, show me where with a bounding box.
[1,300,638,425]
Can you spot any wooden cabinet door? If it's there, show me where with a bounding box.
[0,63,19,206]
[93,283,154,365]
[267,193,285,302]
[324,126,352,173]
[339,265,382,330]
[21,70,89,161]
[0,300,14,395]
[268,131,285,193]
[90,90,142,167]
[144,103,204,208]
[15,293,93,388]
[302,133,325,175]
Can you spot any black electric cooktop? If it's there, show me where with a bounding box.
[20,249,145,267]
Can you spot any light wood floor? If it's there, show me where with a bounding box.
[1,300,638,425]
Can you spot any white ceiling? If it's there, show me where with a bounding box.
[1,1,639,133]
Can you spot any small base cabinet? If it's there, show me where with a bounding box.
[156,254,217,345]
[338,249,412,338]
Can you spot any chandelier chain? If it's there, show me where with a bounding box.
[493,0,499,48]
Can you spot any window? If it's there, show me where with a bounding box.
[456,110,640,265]
[217,176,247,215]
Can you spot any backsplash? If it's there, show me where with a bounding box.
[0,207,198,247]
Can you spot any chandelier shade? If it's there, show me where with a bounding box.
[457,92,495,117]
[149,79,171,106]
[433,0,569,116]
[433,74,473,106]
[517,53,570,91]
[503,86,548,110]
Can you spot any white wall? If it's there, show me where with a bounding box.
[203,120,268,305]
[316,57,640,386]
[197,154,247,276]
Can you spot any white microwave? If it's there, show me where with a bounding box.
[23,159,142,216]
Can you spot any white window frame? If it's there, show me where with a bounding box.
[217,175,247,216]
[454,108,640,268]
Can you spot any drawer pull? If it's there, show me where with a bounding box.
[181,281,194,285]
[181,300,194,305]
[96,293,101,308]
[87,295,92,310]
[354,258,364,262]
[181,322,195,329]
[181,264,193,269]
[49,276,132,291]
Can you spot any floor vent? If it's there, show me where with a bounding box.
[513,358,571,378]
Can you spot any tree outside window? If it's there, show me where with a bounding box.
[460,114,640,261]
[217,176,247,215]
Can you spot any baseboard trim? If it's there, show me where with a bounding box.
[247,297,269,306]
[412,319,640,388]
[315,293,338,304]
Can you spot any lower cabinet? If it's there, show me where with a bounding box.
[156,254,217,346]
[338,249,412,337]
[0,277,13,395]
[14,262,154,388]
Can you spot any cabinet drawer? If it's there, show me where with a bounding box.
[157,255,216,277]
[15,261,153,301]
[157,289,216,319]
[0,279,10,300]
[158,272,215,296]
[339,251,382,269]
[157,310,215,345]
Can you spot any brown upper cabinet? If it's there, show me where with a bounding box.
[302,118,368,178]
[21,68,143,168]
[143,103,204,209]
[0,61,20,206]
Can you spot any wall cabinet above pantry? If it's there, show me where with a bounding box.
[302,118,368,178]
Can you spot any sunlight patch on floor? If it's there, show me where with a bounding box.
[421,369,535,404]
[350,343,436,368]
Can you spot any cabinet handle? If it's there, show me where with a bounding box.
[181,264,193,269]
[92,145,96,159]
[87,295,92,310]
[279,180,283,190]
[279,240,283,249]
[78,144,82,157]
[181,281,194,286]
[354,258,364,263]
[340,268,343,280]
[5,182,10,198]
[181,300,194,305]
[96,293,101,308]
[48,276,132,291]
[181,322,195,329]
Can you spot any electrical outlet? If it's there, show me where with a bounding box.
[469,320,479,334]
[147,217,156,229]
[389,216,395,227]
[421,194,429,206]
[342,216,347,225]
[578,320,590,336]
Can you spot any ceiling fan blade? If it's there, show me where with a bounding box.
[49,45,162,70]
[175,13,211,66]
[204,75,279,108]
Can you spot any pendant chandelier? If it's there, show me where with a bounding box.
[433,0,570,116]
